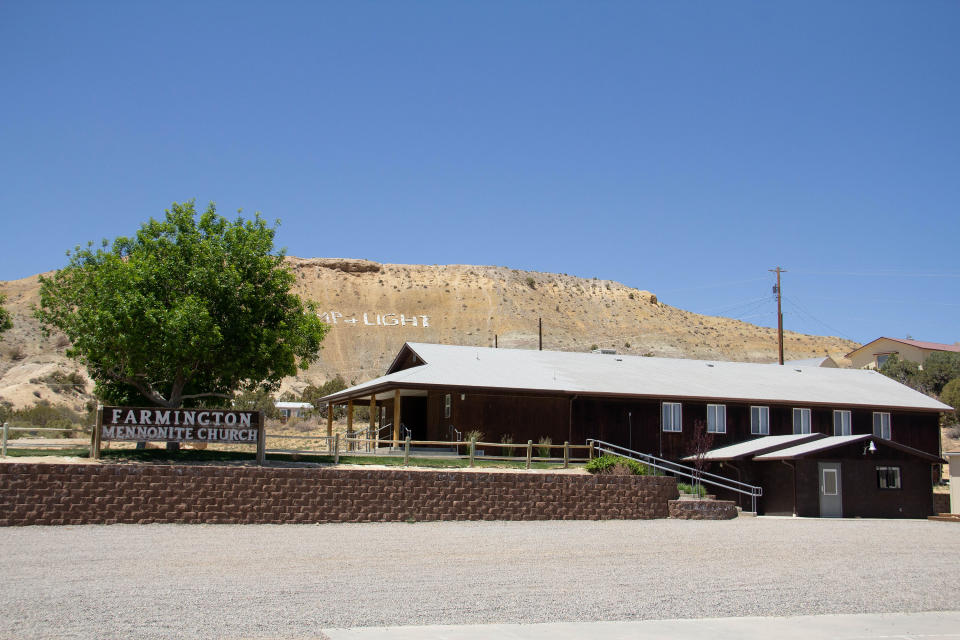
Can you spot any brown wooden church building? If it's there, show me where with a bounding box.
[321,343,951,517]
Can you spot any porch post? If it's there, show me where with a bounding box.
[326,402,333,442]
[393,389,401,447]
[369,395,376,452]
[346,399,354,450]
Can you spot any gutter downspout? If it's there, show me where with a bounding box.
[568,394,578,444]
[781,460,797,517]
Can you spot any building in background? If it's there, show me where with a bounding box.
[847,337,960,370]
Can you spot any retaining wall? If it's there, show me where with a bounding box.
[0,463,679,526]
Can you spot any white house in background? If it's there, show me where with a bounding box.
[275,402,314,421]
[847,338,960,370]
[784,356,840,368]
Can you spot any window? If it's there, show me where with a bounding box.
[833,410,852,436]
[750,406,770,435]
[707,404,726,434]
[444,394,451,419]
[875,354,891,368]
[877,466,901,489]
[873,412,891,439]
[662,402,682,432]
[793,408,811,434]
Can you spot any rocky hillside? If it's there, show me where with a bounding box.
[0,257,858,409]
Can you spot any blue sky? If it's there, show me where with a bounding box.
[2,1,958,346]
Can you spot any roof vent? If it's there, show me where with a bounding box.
[794,368,802,372]
[706,363,714,367]
[615,358,623,362]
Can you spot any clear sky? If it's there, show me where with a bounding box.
[2,1,958,346]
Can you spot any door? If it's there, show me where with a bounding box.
[818,462,843,518]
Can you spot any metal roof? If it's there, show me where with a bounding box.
[753,434,944,463]
[753,435,872,459]
[275,402,314,409]
[684,434,825,461]
[320,342,952,412]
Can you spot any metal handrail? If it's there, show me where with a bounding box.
[448,425,462,442]
[588,439,762,513]
[400,423,412,440]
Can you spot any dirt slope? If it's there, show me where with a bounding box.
[0,257,857,408]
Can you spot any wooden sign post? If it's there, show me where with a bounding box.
[256,409,265,466]
[90,405,103,460]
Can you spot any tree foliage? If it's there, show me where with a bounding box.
[36,201,328,408]
[233,386,281,420]
[0,293,12,338]
[879,354,921,389]
[941,378,960,425]
[301,375,349,419]
[918,352,960,396]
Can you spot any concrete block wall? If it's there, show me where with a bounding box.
[0,464,679,526]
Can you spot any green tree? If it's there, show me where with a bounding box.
[941,378,960,425]
[301,375,349,419]
[233,386,281,420]
[879,354,921,389]
[918,352,960,396]
[0,293,12,338]
[36,200,329,409]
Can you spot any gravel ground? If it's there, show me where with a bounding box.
[1,518,958,639]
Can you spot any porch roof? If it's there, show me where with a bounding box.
[753,434,944,463]
[683,434,825,461]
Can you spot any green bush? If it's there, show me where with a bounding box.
[941,378,960,425]
[586,454,652,476]
[537,436,553,458]
[499,433,515,457]
[676,482,708,496]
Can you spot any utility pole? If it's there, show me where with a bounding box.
[538,317,543,351]
[769,267,786,365]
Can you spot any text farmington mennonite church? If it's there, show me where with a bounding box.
[101,407,261,443]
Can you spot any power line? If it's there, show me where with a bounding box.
[782,296,858,343]
[791,269,960,279]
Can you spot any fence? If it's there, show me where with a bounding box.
[265,434,593,468]
[1,422,91,456]
[0,421,593,469]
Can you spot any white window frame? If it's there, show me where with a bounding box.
[707,404,726,434]
[750,406,770,435]
[873,412,891,439]
[833,410,852,436]
[877,466,901,489]
[444,393,451,419]
[793,408,812,434]
[662,402,682,432]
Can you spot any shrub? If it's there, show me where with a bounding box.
[499,433,515,457]
[922,354,960,396]
[537,436,553,458]
[941,377,960,425]
[525,276,536,289]
[628,292,635,300]
[586,454,652,476]
[676,482,708,496]
[465,429,484,443]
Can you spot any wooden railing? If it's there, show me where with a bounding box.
[264,434,595,469]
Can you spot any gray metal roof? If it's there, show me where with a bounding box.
[684,434,826,461]
[753,435,872,460]
[320,342,952,412]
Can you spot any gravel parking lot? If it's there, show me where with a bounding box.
[1,518,958,639]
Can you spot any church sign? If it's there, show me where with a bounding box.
[91,406,266,464]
